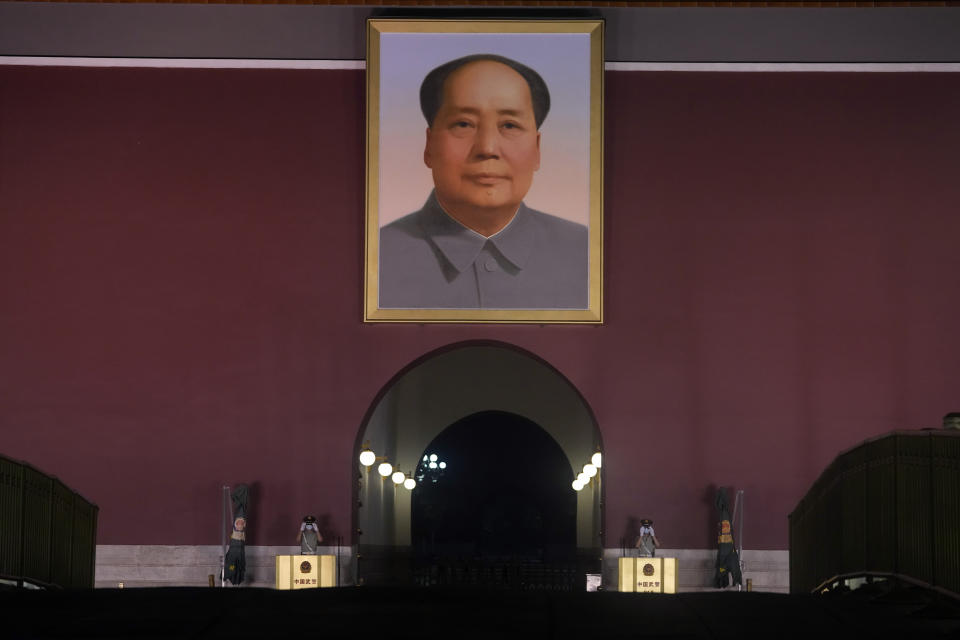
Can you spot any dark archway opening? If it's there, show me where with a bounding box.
[410,411,578,589]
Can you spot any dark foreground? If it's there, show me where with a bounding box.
[2,583,958,639]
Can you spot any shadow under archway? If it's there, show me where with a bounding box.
[354,342,602,588]
[410,411,578,589]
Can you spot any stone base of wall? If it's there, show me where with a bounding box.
[94,545,355,589]
[96,545,788,593]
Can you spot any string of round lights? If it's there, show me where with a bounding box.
[572,451,602,491]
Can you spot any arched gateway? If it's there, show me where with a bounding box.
[354,342,603,587]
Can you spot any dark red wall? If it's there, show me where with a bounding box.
[1,66,958,549]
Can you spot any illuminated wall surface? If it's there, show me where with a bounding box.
[1,65,959,550]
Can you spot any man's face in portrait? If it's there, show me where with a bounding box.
[424,60,541,235]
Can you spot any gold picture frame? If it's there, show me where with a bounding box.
[364,18,603,323]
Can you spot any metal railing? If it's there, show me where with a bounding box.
[0,454,98,589]
[412,559,580,591]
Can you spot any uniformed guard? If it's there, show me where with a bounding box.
[635,518,661,557]
[297,515,323,555]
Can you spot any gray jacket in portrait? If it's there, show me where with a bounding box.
[379,192,588,310]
